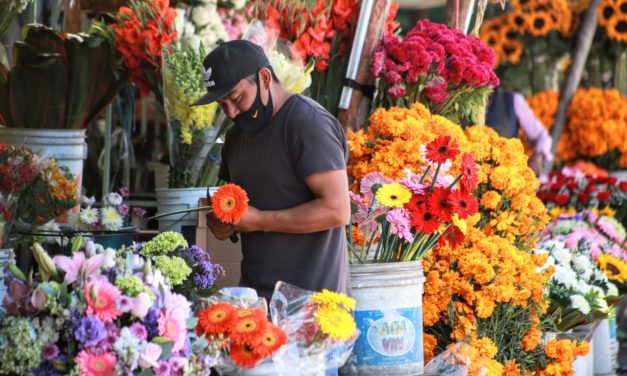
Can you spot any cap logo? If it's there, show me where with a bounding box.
[203,67,215,88]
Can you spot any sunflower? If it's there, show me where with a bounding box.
[230,315,267,345]
[597,254,627,284]
[311,289,356,311]
[315,305,357,341]
[197,302,237,336]
[618,0,627,15]
[211,183,249,224]
[375,182,412,208]
[598,0,617,26]
[251,324,287,357]
[502,40,524,64]
[528,11,554,36]
[507,9,529,33]
[230,342,264,369]
[607,14,627,42]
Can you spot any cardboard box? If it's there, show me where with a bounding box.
[196,199,243,288]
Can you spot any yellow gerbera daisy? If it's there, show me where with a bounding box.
[311,289,356,311]
[315,305,357,341]
[375,182,412,208]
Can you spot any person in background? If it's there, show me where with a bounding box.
[194,40,351,309]
[485,86,553,177]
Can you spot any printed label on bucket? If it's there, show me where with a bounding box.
[353,307,423,366]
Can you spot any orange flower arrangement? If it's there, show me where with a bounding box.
[536,339,590,376]
[196,303,287,369]
[527,88,627,168]
[211,183,249,224]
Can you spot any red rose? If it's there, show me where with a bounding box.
[577,192,590,204]
[597,191,611,203]
[555,194,570,206]
[620,181,627,191]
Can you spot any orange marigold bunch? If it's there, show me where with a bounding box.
[536,339,590,376]
[527,88,627,167]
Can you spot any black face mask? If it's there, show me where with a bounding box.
[234,74,273,134]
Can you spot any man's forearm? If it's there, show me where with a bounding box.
[258,198,349,234]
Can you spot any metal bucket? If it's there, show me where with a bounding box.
[342,261,425,376]
[155,187,208,233]
[0,128,87,190]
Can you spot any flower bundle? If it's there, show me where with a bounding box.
[0,237,202,375]
[371,19,499,124]
[349,135,480,263]
[195,303,287,369]
[537,165,627,219]
[72,187,146,232]
[0,0,35,37]
[527,88,627,168]
[111,0,178,99]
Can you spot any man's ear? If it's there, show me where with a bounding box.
[259,67,273,89]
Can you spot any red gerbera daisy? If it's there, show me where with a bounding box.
[425,135,460,164]
[410,204,441,234]
[404,194,427,211]
[230,342,264,369]
[211,183,249,224]
[438,225,465,247]
[449,189,479,219]
[230,315,267,345]
[427,187,453,222]
[251,323,288,358]
[460,153,479,191]
[196,303,237,336]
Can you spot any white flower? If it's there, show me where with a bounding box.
[103,248,117,269]
[174,8,187,35]
[191,4,216,28]
[81,195,96,206]
[182,35,202,51]
[184,22,196,37]
[104,192,123,206]
[551,244,572,265]
[232,0,246,9]
[101,207,123,231]
[570,294,591,315]
[572,255,593,280]
[37,221,63,245]
[594,297,609,313]
[577,280,592,294]
[607,282,619,297]
[85,240,97,257]
[79,207,99,225]
[553,265,578,289]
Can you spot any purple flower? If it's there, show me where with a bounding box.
[155,361,172,376]
[133,207,147,219]
[30,361,62,376]
[90,322,119,355]
[118,203,130,217]
[116,295,134,313]
[102,267,120,284]
[63,309,82,342]
[75,316,107,348]
[178,246,221,290]
[41,344,60,360]
[143,308,160,340]
[130,322,148,341]
[119,186,130,198]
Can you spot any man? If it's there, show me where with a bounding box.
[193,40,351,303]
[485,86,553,178]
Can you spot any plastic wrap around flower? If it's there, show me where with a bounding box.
[193,283,357,375]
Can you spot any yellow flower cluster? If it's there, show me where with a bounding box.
[479,0,578,65]
[527,88,627,167]
[597,253,627,284]
[312,289,357,341]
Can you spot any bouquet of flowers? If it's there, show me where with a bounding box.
[371,19,499,124]
[0,237,203,375]
[194,282,357,374]
[111,0,178,100]
[72,187,146,232]
[0,0,35,37]
[348,135,479,263]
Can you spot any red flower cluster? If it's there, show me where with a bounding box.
[0,143,39,195]
[196,303,287,369]
[537,167,627,211]
[111,0,177,97]
[371,19,499,101]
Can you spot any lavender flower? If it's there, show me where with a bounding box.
[119,186,130,198]
[101,267,120,284]
[62,309,82,342]
[143,308,160,340]
[116,295,134,313]
[118,203,130,217]
[129,322,147,341]
[178,245,221,290]
[155,361,172,376]
[29,361,62,376]
[41,344,59,361]
[133,207,147,219]
[75,316,107,348]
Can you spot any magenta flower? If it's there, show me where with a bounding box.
[386,208,414,242]
[54,252,105,284]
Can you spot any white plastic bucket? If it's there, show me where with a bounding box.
[593,318,614,375]
[155,187,208,233]
[342,261,425,376]
[0,128,87,190]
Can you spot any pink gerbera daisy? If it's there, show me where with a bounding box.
[360,172,393,202]
[158,308,187,352]
[85,281,122,322]
[75,350,118,376]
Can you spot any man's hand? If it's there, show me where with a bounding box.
[529,152,545,177]
[206,212,236,241]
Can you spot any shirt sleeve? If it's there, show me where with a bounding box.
[288,101,348,179]
[513,92,554,161]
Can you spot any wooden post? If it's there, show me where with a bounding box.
[443,0,475,32]
[336,0,391,132]
[549,0,601,163]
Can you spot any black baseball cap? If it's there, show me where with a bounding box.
[191,40,270,106]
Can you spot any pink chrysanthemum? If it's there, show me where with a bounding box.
[75,350,118,376]
[85,281,122,323]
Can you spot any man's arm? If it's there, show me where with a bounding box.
[233,169,350,234]
[513,92,553,162]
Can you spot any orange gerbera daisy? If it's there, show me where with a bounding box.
[230,315,267,345]
[211,183,249,224]
[251,323,288,357]
[196,302,237,336]
[230,342,264,369]
[236,308,267,319]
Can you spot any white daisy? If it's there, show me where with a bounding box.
[570,294,591,315]
[101,207,123,231]
[553,265,577,289]
[79,207,99,225]
[104,192,123,206]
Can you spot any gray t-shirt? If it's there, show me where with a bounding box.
[218,94,350,301]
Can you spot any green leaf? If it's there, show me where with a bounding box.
[134,370,155,376]
[152,337,174,360]
[186,317,199,330]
